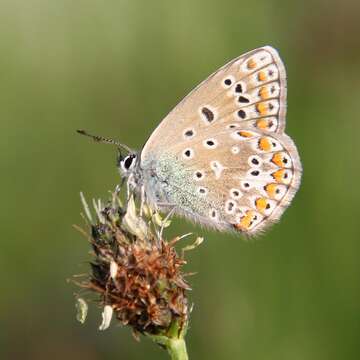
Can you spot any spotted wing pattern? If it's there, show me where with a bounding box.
[170,129,301,234]
[140,46,301,235]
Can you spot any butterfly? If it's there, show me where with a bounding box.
[80,46,302,236]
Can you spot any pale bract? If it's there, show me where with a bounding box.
[76,298,88,324]
[99,305,114,331]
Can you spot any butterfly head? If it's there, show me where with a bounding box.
[77,129,138,178]
[118,151,138,177]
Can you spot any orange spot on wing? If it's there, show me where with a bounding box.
[256,102,267,115]
[257,71,267,82]
[271,153,284,167]
[258,137,271,151]
[256,119,268,130]
[259,86,269,99]
[264,183,278,198]
[238,131,253,138]
[271,169,286,183]
[247,58,257,69]
[255,198,268,212]
[234,210,256,231]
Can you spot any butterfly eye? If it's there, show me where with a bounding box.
[122,154,136,171]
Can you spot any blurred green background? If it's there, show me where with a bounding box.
[1,0,359,359]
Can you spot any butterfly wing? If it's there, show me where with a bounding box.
[140,46,301,235]
[142,46,287,158]
[168,129,301,234]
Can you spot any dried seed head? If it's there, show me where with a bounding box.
[74,190,195,338]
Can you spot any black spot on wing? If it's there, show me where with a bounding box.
[201,107,214,122]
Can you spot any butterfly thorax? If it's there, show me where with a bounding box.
[138,151,211,217]
[118,151,181,208]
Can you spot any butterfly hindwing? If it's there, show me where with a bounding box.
[169,129,301,234]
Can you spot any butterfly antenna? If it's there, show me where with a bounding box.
[76,129,133,153]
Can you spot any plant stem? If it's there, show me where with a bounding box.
[147,331,189,360]
[166,337,188,360]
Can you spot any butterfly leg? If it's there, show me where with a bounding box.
[139,184,145,217]
[126,175,132,201]
[116,177,125,194]
[156,201,177,209]
[159,205,176,240]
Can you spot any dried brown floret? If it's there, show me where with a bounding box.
[73,191,201,344]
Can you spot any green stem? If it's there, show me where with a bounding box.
[166,337,188,360]
[147,326,189,360]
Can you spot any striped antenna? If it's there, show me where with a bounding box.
[76,129,133,153]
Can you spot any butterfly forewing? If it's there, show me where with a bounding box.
[142,46,286,155]
[140,46,301,235]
